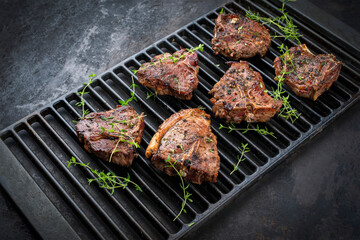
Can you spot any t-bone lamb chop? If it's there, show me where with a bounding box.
[136,49,199,100]
[75,105,145,167]
[274,44,342,101]
[145,108,220,184]
[209,61,282,123]
[212,13,271,59]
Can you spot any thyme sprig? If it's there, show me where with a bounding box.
[230,143,250,175]
[67,156,142,194]
[266,44,301,123]
[146,90,158,99]
[165,155,193,221]
[75,73,96,119]
[246,0,302,44]
[118,76,138,106]
[131,44,204,75]
[219,122,276,138]
[100,121,141,162]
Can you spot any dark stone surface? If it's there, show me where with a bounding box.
[0,0,359,239]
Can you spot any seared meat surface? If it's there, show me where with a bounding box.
[137,49,199,100]
[212,13,271,59]
[209,61,282,123]
[75,105,145,166]
[145,109,220,184]
[274,44,342,101]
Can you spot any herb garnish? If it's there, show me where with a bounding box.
[118,76,138,106]
[267,44,301,123]
[165,155,192,221]
[174,77,180,94]
[67,157,142,194]
[219,122,276,138]
[246,0,302,44]
[76,73,96,119]
[131,44,204,75]
[146,90,158,99]
[188,222,195,227]
[230,143,250,175]
[101,121,141,163]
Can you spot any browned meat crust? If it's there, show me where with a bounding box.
[212,13,271,59]
[274,44,342,101]
[145,109,220,184]
[209,61,282,123]
[136,49,199,100]
[75,105,145,166]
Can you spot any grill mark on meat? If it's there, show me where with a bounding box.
[75,105,145,167]
[145,109,220,184]
[137,49,199,100]
[212,13,271,59]
[274,44,342,101]
[209,61,282,123]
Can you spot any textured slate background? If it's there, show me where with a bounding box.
[0,0,359,239]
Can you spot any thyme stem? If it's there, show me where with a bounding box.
[219,123,276,138]
[165,155,192,221]
[67,157,142,194]
[76,73,96,119]
[230,143,250,175]
[246,0,302,44]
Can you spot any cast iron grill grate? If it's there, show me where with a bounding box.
[1,0,359,239]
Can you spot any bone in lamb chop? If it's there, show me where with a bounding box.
[75,105,145,167]
[145,109,220,184]
[209,61,282,123]
[274,44,342,101]
[212,12,271,59]
[136,49,199,100]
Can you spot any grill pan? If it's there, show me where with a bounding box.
[1,0,360,239]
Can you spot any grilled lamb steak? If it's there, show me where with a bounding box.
[274,44,342,101]
[209,61,282,123]
[75,105,145,166]
[136,49,199,100]
[145,109,220,184]
[212,13,271,59]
